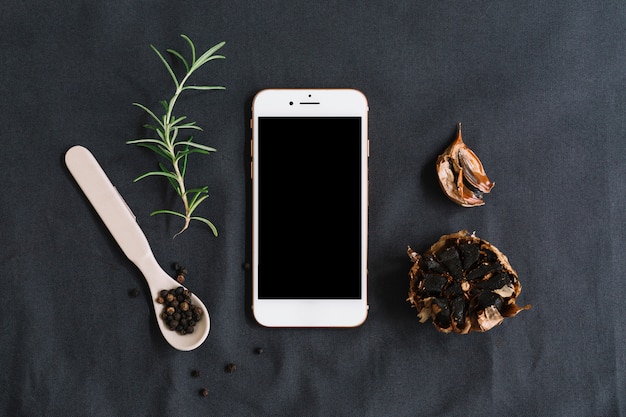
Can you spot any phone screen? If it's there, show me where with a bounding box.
[258,117,363,299]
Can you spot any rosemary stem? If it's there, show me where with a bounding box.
[164,76,192,219]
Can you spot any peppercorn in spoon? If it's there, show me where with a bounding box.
[65,145,210,351]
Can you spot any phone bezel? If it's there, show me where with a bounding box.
[251,88,369,327]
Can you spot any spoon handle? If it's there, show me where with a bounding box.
[65,145,152,265]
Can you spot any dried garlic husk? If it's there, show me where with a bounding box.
[407,230,530,334]
[436,123,494,207]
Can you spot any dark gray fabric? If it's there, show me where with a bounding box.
[1,1,624,416]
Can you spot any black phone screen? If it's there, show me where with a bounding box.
[257,117,363,299]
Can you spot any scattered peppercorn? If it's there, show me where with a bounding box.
[128,288,140,298]
[225,363,237,373]
[191,369,201,378]
[157,286,203,335]
[254,347,264,354]
[199,388,209,397]
[172,263,188,283]
[173,263,188,275]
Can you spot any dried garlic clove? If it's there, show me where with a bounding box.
[458,146,494,193]
[436,123,494,207]
[407,230,531,334]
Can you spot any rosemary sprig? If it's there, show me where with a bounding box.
[127,34,225,238]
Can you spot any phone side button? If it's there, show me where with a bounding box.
[250,160,253,180]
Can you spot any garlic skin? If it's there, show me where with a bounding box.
[436,123,494,207]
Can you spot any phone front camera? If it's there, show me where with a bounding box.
[289,101,293,105]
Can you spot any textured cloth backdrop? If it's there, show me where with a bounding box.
[1,1,624,416]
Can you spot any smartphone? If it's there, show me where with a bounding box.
[251,88,369,327]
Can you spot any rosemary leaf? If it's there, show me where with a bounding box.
[133,170,179,182]
[182,85,226,91]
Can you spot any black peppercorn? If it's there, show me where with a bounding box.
[157,286,203,335]
[191,369,200,377]
[199,388,209,397]
[225,363,237,373]
[254,347,264,354]
[174,263,188,276]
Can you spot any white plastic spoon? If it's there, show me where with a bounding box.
[65,145,209,351]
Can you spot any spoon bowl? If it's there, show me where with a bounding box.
[137,254,210,351]
[65,145,209,351]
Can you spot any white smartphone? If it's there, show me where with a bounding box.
[251,88,369,327]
